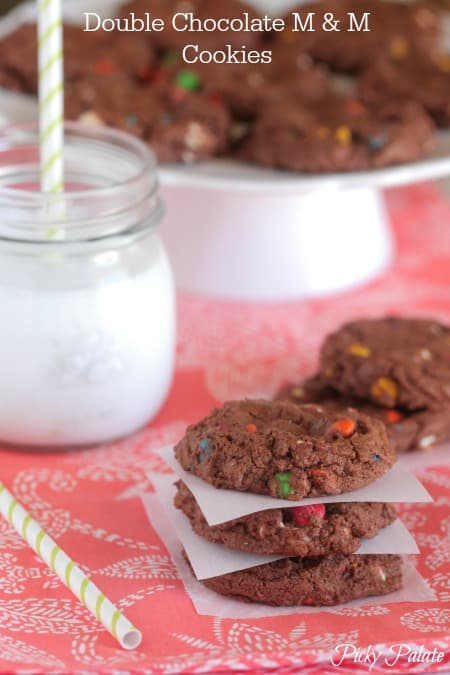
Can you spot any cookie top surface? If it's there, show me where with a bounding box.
[174,399,396,499]
[198,553,403,606]
[275,375,450,453]
[206,49,330,121]
[320,317,450,410]
[359,53,450,128]
[276,0,440,74]
[175,480,397,556]
[239,94,435,172]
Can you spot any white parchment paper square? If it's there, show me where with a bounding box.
[149,473,419,580]
[141,491,436,619]
[157,447,433,526]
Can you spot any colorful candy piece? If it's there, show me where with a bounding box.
[94,58,115,75]
[390,36,410,60]
[311,468,329,481]
[198,438,212,463]
[385,409,403,424]
[310,468,339,492]
[368,135,387,151]
[335,126,351,144]
[330,418,356,437]
[347,343,371,358]
[437,55,450,73]
[171,87,187,102]
[246,424,257,433]
[175,69,202,92]
[292,503,326,527]
[209,93,224,105]
[275,472,292,498]
[126,114,137,128]
[371,377,398,403]
[347,101,366,116]
[159,113,173,125]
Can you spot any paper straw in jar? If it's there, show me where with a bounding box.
[38,0,64,195]
[0,481,142,650]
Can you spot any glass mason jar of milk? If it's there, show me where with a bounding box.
[0,122,175,449]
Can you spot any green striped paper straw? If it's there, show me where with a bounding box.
[0,481,142,650]
[37,0,65,241]
[38,0,64,195]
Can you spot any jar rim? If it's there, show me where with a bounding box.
[0,121,162,243]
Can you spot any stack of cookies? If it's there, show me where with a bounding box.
[277,317,450,454]
[172,399,404,606]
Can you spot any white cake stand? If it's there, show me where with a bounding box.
[2,87,450,300]
[159,135,450,300]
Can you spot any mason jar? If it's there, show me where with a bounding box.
[0,122,175,449]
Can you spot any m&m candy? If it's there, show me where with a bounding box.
[292,503,326,527]
[330,418,356,437]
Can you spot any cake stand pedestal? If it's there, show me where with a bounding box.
[160,183,391,300]
[159,137,450,301]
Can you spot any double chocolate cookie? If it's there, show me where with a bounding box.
[206,49,330,122]
[174,399,396,500]
[175,480,397,556]
[66,76,231,163]
[320,317,450,410]
[195,553,402,606]
[276,0,440,74]
[240,94,435,173]
[359,54,450,128]
[276,374,450,453]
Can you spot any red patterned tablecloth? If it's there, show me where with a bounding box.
[0,183,449,674]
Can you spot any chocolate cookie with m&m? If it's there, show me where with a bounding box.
[320,318,450,410]
[66,75,231,163]
[239,94,435,173]
[175,480,398,556]
[359,53,450,128]
[275,374,450,453]
[191,553,403,606]
[174,399,396,500]
[275,0,440,74]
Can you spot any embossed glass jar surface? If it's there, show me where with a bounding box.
[0,122,175,448]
